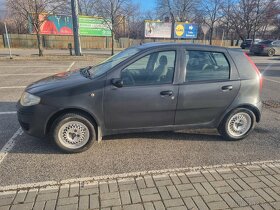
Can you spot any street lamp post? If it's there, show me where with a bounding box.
[71,0,82,56]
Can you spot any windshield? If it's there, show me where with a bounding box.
[88,47,140,78]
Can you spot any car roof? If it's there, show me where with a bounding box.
[137,42,228,51]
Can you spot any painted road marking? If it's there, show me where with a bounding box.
[0,73,55,76]
[0,111,17,115]
[0,128,23,165]
[66,61,75,71]
[0,86,26,89]
[264,77,280,84]
[0,159,279,191]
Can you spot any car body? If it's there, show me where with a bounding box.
[240,39,262,49]
[250,40,280,57]
[17,43,263,153]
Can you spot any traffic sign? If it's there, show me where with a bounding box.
[174,23,198,39]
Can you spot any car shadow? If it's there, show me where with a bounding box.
[9,129,227,155]
[103,129,222,141]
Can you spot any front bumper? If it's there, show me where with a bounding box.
[17,102,56,138]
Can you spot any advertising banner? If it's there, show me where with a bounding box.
[78,16,112,36]
[29,14,73,35]
[144,21,172,38]
[29,14,112,36]
[174,23,198,39]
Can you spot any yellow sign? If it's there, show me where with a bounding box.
[175,24,184,37]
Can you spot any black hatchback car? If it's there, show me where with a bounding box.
[17,43,262,153]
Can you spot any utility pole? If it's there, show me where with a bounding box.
[4,22,12,59]
[71,0,82,56]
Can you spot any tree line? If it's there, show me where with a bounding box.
[1,0,280,56]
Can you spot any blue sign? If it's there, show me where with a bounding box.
[174,23,198,39]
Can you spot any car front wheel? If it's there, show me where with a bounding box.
[219,108,256,141]
[52,113,96,153]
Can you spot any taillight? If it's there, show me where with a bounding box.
[244,52,263,91]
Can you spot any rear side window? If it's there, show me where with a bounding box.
[272,41,280,46]
[185,50,230,82]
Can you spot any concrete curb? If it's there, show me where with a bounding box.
[1,159,279,192]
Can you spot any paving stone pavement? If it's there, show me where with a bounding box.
[1,160,280,210]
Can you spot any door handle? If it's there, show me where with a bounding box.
[160,90,173,96]
[221,85,233,91]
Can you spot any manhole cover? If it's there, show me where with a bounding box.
[263,100,280,108]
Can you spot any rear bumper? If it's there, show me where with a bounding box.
[17,102,56,138]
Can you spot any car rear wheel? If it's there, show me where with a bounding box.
[268,49,275,57]
[218,108,256,141]
[52,113,96,153]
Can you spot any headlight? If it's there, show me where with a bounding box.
[20,92,41,106]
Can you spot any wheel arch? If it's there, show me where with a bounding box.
[45,108,101,138]
[219,104,261,127]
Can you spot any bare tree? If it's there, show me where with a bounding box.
[6,0,67,56]
[155,0,197,38]
[79,0,96,15]
[94,0,136,55]
[198,0,224,45]
[223,0,277,40]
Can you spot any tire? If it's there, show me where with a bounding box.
[51,112,96,153]
[218,108,256,141]
[268,49,275,57]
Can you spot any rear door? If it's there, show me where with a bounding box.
[175,49,241,126]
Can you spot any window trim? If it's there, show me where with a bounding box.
[183,50,231,84]
[120,50,177,88]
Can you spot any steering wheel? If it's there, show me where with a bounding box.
[124,71,135,85]
[202,64,214,72]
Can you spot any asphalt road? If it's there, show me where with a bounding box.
[0,54,279,187]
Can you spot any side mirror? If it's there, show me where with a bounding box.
[111,78,123,88]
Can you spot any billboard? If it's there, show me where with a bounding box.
[29,14,73,35]
[29,14,112,36]
[78,16,111,36]
[174,23,198,38]
[144,21,172,38]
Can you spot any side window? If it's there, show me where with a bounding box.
[121,51,176,86]
[185,50,230,82]
[272,41,280,46]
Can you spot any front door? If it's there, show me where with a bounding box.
[104,50,179,130]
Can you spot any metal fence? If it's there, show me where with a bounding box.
[1,34,234,49]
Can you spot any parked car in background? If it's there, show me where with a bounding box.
[17,43,263,153]
[240,39,262,49]
[241,39,253,49]
[250,40,280,57]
